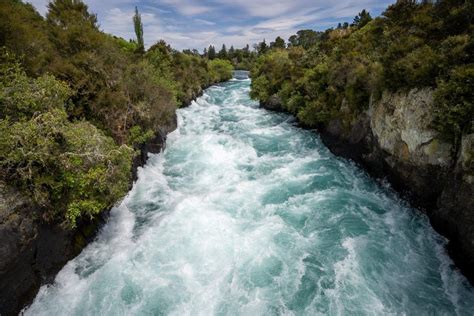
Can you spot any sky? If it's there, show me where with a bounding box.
[27,0,395,51]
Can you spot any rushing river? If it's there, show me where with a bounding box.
[26,77,474,315]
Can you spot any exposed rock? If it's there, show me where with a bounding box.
[0,181,104,315]
[371,89,452,167]
[132,113,177,182]
[261,94,284,112]
[459,134,474,183]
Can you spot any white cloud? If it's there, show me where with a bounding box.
[195,19,216,26]
[158,0,211,16]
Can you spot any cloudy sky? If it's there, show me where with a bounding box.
[28,0,395,51]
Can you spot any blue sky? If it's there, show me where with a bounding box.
[28,0,395,51]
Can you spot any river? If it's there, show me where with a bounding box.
[25,77,474,315]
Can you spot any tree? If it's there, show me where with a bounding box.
[244,44,250,51]
[271,36,286,49]
[208,45,216,59]
[133,6,144,53]
[287,30,320,49]
[208,59,233,83]
[47,0,97,27]
[218,44,228,59]
[353,9,372,28]
[288,35,297,47]
[46,0,100,55]
[256,39,268,55]
[228,45,235,59]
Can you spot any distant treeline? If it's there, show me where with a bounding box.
[0,0,233,227]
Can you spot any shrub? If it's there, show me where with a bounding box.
[208,59,233,83]
[0,58,132,227]
[433,65,474,142]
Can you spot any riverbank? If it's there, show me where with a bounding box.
[0,75,233,315]
[259,94,474,285]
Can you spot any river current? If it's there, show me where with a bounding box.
[25,77,474,315]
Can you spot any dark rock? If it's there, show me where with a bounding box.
[0,182,104,315]
[261,95,284,112]
[132,113,177,182]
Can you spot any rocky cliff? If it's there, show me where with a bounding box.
[262,88,474,283]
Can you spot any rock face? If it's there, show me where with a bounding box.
[132,114,178,181]
[371,89,452,167]
[0,182,104,315]
[262,88,474,283]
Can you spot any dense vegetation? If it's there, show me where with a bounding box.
[203,44,258,70]
[250,0,473,147]
[0,0,233,227]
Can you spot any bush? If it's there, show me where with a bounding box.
[0,58,132,227]
[0,54,71,120]
[209,59,233,83]
[433,65,474,141]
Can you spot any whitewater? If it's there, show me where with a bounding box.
[25,77,474,315]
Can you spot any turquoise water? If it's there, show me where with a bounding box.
[26,79,474,315]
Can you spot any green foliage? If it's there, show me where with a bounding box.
[113,36,138,54]
[271,36,286,49]
[353,9,372,29]
[218,44,228,59]
[128,126,155,147]
[0,0,54,75]
[133,6,144,54]
[288,30,321,49]
[297,99,333,127]
[47,0,98,27]
[0,60,133,227]
[207,45,217,60]
[250,50,291,104]
[0,0,235,229]
[256,40,269,55]
[250,0,473,138]
[209,59,233,83]
[202,43,257,70]
[0,54,71,120]
[433,65,474,141]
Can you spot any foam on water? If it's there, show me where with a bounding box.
[25,79,474,315]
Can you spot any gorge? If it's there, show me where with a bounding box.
[24,77,474,315]
[1,0,473,314]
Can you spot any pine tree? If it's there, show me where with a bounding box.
[218,44,228,59]
[208,45,216,60]
[133,6,144,53]
[353,9,372,29]
[228,45,235,59]
[257,39,268,55]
